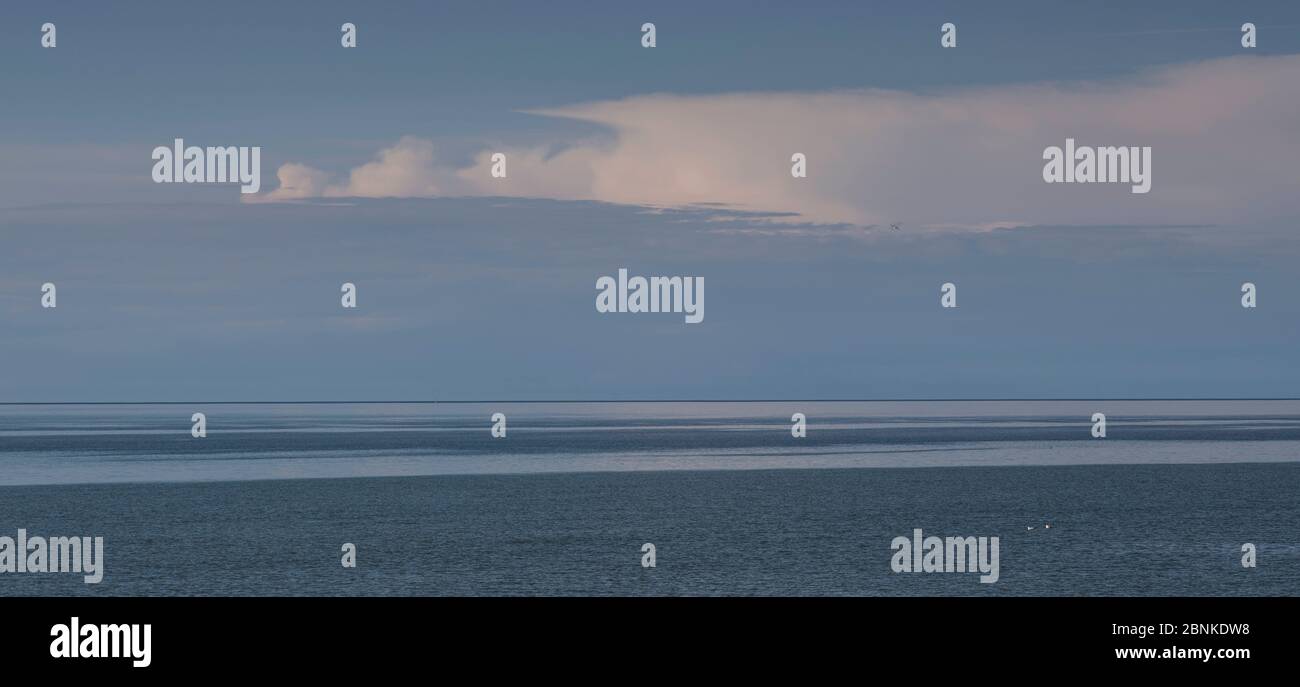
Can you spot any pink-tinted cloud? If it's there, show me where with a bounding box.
[257,55,1300,228]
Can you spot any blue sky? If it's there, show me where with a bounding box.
[1,1,1298,400]
[5,0,1299,172]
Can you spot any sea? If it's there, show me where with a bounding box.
[0,400,1297,596]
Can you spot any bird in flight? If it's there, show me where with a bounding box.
[890,223,901,231]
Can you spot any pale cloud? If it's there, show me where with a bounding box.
[329,137,444,198]
[256,55,1300,228]
[263,162,332,200]
[259,137,452,201]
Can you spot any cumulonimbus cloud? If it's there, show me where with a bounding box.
[255,55,1300,228]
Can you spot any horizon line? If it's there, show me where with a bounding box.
[2,398,1300,406]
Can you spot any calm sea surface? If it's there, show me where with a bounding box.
[1,401,1297,595]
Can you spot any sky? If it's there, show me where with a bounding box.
[1,0,1298,401]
